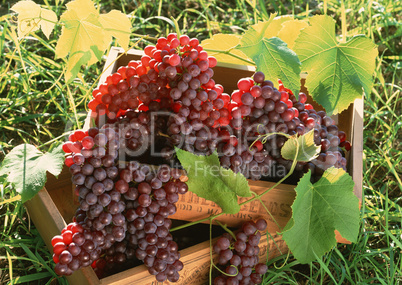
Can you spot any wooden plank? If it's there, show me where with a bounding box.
[45,167,77,222]
[25,188,67,250]
[171,182,295,233]
[25,180,100,285]
[350,98,364,200]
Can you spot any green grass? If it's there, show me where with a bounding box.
[0,0,401,284]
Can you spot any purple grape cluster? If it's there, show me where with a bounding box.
[90,164,187,281]
[213,219,268,285]
[56,123,188,281]
[125,165,186,282]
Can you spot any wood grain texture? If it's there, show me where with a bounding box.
[170,182,295,233]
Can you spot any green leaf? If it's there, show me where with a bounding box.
[282,167,359,263]
[201,34,251,65]
[65,50,92,82]
[13,272,52,284]
[11,0,57,39]
[0,144,65,203]
[238,16,301,96]
[281,129,321,162]
[175,148,252,214]
[293,15,378,115]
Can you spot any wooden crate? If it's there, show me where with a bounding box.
[25,47,363,285]
[25,168,286,285]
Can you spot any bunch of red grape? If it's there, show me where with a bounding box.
[54,32,352,282]
[220,72,351,182]
[213,219,268,285]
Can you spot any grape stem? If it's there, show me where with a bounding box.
[157,131,171,138]
[170,137,299,232]
[250,191,282,232]
[215,220,236,240]
[254,131,291,146]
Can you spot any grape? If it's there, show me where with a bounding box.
[330,135,340,147]
[216,237,230,250]
[212,219,267,284]
[234,240,246,252]
[241,92,254,105]
[92,147,106,158]
[115,180,129,194]
[255,219,267,231]
[275,101,287,114]
[73,154,85,165]
[281,109,294,121]
[321,139,330,151]
[326,152,337,165]
[250,85,262,98]
[139,194,152,207]
[81,163,94,175]
[253,71,265,83]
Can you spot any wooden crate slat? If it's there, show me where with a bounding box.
[25,179,100,285]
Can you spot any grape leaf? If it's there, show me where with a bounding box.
[281,129,321,162]
[55,0,107,80]
[0,144,65,203]
[238,16,301,96]
[277,19,309,50]
[11,0,57,39]
[293,15,378,115]
[264,15,293,38]
[99,10,131,50]
[175,148,252,214]
[38,6,58,39]
[282,167,359,263]
[55,0,132,81]
[65,50,92,82]
[200,34,251,65]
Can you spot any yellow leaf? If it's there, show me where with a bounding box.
[277,19,309,50]
[264,15,293,38]
[244,14,292,40]
[99,10,131,50]
[201,34,251,65]
[56,11,106,60]
[11,0,41,37]
[64,0,98,20]
[56,0,109,81]
[11,0,57,39]
[39,7,57,39]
